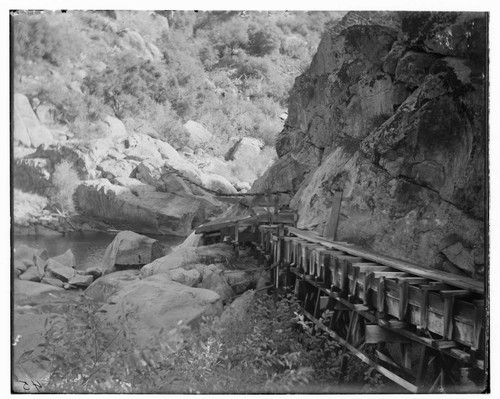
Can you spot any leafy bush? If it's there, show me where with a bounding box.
[51,161,80,214]
[13,13,83,67]
[83,52,169,119]
[246,23,281,56]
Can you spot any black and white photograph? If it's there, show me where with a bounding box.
[8,4,490,395]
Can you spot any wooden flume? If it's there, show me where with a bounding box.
[196,199,486,393]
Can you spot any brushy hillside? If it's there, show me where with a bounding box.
[12,10,344,155]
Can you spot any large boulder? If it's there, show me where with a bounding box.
[19,266,42,282]
[253,11,486,277]
[199,270,234,302]
[14,93,54,148]
[41,275,65,288]
[46,258,75,282]
[140,244,235,278]
[101,230,164,275]
[49,249,76,269]
[225,270,260,295]
[14,279,64,298]
[84,270,140,302]
[134,158,208,196]
[200,173,237,195]
[14,245,49,277]
[14,245,49,266]
[184,120,213,149]
[13,260,27,276]
[102,115,128,138]
[13,280,73,392]
[219,290,255,326]
[163,268,201,287]
[68,274,94,288]
[121,133,184,163]
[98,274,223,347]
[75,179,223,236]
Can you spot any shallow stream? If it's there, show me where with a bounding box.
[13,231,185,270]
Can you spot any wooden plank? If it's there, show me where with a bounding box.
[372,272,408,279]
[286,227,484,294]
[323,190,343,240]
[397,277,429,285]
[366,325,412,344]
[352,264,393,273]
[376,350,400,368]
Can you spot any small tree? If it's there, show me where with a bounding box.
[51,161,80,214]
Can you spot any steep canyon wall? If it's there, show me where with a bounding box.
[253,12,487,278]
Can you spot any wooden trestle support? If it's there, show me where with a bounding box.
[197,218,487,393]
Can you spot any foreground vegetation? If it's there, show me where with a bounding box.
[16,291,395,393]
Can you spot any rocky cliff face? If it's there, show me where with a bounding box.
[253,12,487,278]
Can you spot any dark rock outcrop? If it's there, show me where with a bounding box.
[74,178,223,236]
[253,11,487,278]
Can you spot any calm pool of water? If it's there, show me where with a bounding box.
[13,231,185,270]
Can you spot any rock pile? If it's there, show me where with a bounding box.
[14,245,99,289]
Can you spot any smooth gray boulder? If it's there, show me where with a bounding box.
[102,230,163,275]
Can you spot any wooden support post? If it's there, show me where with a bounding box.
[472,300,484,351]
[399,280,409,321]
[421,287,430,330]
[440,290,469,340]
[377,276,386,316]
[314,288,322,319]
[301,244,308,274]
[401,343,412,370]
[275,226,282,289]
[363,272,373,305]
[340,259,349,296]
[416,345,431,388]
[323,190,343,240]
[350,266,359,297]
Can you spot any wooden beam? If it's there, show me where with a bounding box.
[286,227,484,294]
[366,324,412,344]
[323,190,343,240]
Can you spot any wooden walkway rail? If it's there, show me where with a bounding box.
[197,215,487,393]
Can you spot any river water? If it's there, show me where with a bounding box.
[13,231,185,270]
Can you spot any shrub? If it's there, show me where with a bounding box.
[16,287,388,394]
[13,12,83,67]
[83,52,169,119]
[138,102,189,149]
[51,161,80,214]
[246,23,281,56]
[13,189,48,225]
